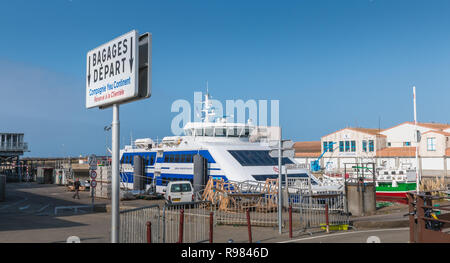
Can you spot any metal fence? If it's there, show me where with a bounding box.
[120,205,161,243]
[162,201,211,243]
[213,193,279,227]
[120,202,211,243]
[289,192,349,231]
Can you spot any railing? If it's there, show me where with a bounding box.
[162,201,211,243]
[289,192,349,232]
[0,142,28,152]
[120,202,211,243]
[120,205,161,243]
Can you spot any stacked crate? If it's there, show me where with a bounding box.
[94,166,112,199]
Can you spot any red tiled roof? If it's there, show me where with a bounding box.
[446,148,450,157]
[376,147,416,157]
[294,141,321,158]
[295,152,322,158]
[293,141,321,153]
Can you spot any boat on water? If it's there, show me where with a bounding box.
[322,166,416,201]
[375,168,416,199]
[119,91,339,194]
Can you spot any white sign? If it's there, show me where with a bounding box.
[282,140,294,149]
[86,30,139,109]
[269,149,295,158]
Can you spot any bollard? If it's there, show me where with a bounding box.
[246,208,252,243]
[289,205,293,238]
[325,203,329,233]
[146,221,152,243]
[178,208,184,243]
[209,212,214,243]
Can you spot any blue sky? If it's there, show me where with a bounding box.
[1,0,450,157]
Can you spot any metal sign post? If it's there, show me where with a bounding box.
[86,30,152,243]
[269,131,295,234]
[278,135,282,235]
[111,104,120,243]
[88,155,97,211]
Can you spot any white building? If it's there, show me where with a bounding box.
[294,122,450,177]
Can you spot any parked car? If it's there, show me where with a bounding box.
[164,181,194,204]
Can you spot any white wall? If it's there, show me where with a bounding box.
[422,157,444,170]
[381,123,432,147]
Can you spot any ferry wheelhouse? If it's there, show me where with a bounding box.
[119,92,328,194]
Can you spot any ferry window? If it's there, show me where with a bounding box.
[174,154,180,163]
[150,156,155,165]
[164,155,169,163]
[351,141,356,152]
[186,154,192,163]
[185,129,193,136]
[237,127,245,136]
[180,154,186,163]
[339,141,344,152]
[205,128,214,136]
[384,171,388,175]
[215,128,226,137]
[399,171,404,175]
[228,128,238,137]
[195,129,204,136]
[228,150,293,166]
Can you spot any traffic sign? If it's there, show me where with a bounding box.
[88,154,97,166]
[86,30,139,109]
[269,149,295,158]
[91,180,97,188]
[90,170,97,180]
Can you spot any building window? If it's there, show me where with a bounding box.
[427,137,436,151]
[369,140,374,152]
[387,142,391,147]
[345,141,350,152]
[328,141,334,152]
[403,142,411,147]
[351,141,356,152]
[362,141,367,152]
[323,142,328,152]
[339,141,344,152]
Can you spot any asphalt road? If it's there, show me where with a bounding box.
[277,228,409,243]
[0,183,410,243]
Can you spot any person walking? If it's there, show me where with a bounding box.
[73,178,81,199]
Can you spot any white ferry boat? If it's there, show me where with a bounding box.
[119,92,329,194]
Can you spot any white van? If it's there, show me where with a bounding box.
[164,181,194,203]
